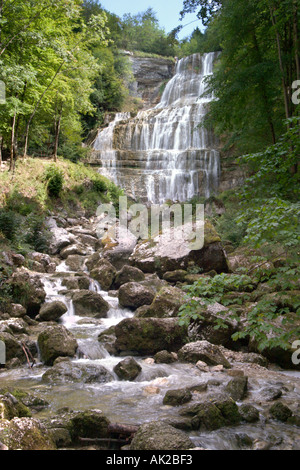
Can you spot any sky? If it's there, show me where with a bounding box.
[99,0,203,40]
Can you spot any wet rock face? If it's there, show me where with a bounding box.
[71,290,110,318]
[163,389,193,407]
[225,376,248,401]
[114,317,188,356]
[128,56,175,109]
[129,421,195,450]
[37,325,78,366]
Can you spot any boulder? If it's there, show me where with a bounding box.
[68,410,110,441]
[35,301,67,322]
[113,357,142,381]
[180,394,241,431]
[239,404,260,423]
[162,270,188,283]
[42,361,113,384]
[114,318,188,356]
[46,217,75,255]
[114,265,145,289]
[0,332,24,363]
[0,393,31,420]
[154,350,177,364]
[0,418,56,450]
[72,290,109,318]
[118,282,155,310]
[269,402,293,422]
[129,221,228,277]
[7,304,27,318]
[163,389,192,406]
[10,270,46,316]
[65,255,86,272]
[90,259,116,291]
[37,325,78,365]
[129,421,195,450]
[178,341,231,368]
[225,376,248,401]
[139,286,185,318]
[60,244,87,259]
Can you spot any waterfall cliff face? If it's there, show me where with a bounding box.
[92,52,220,203]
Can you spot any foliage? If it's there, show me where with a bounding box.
[43,164,64,197]
[0,209,20,241]
[178,266,300,351]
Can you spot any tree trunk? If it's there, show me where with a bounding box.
[0,135,2,166]
[269,4,291,122]
[9,113,16,171]
[293,0,300,81]
[23,123,29,159]
[53,105,63,162]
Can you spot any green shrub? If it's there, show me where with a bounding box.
[92,177,107,193]
[0,210,20,241]
[44,164,64,197]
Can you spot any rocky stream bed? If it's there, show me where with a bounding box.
[0,214,299,450]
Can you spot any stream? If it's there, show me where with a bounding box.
[1,253,300,450]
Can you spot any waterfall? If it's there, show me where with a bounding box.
[93,53,220,203]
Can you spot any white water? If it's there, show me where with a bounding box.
[93,53,220,203]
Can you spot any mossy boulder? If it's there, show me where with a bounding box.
[180,394,241,431]
[118,282,155,310]
[163,389,192,406]
[269,402,293,422]
[72,290,109,318]
[35,301,67,322]
[0,393,31,420]
[0,418,56,450]
[37,325,78,366]
[90,259,117,291]
[130,421,195,450]
[225,376,248,401]
[139,286,185,318]
[114,265,145,289]
[10,270,46,316]
[239,404,260,423]
[42,361,113,384]
[68,410,110,442]
[113,357,142,381]
[178,340,231,368]
[129,222,228,277]
[114,318,188,356]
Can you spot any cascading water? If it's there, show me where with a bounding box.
[93,53,220,203]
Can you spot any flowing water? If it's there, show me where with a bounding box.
[93,53,220,203]
[1,254,300,450]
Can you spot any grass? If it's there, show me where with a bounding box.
[0,156,123,255]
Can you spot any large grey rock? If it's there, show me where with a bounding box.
[129,222,228,276]
[113,357,142,381]
[114,265,145,289]
[118,282,155,310]
[138,286,185,318]
[42,361,113,384]
[46,217,75,255]
[0,418,56,450]
[114,317,188,356]
[90,259,116,291]
[10,269,46,316]
[72,290,109,318]
[37,325,78,365]
[130,421,194,450]
[35,301,67,322]
[178,340,231,368]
